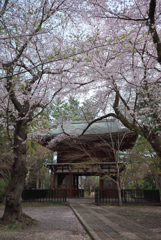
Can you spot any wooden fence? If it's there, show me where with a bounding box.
[95,189,160,204]
[22,189,67,203]
[22,189,160,204]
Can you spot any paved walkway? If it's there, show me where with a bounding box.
[69,199,161,240]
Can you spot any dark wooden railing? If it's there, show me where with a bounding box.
[22,189,160,204]
[95,189,160,204]
[22,189,67,203]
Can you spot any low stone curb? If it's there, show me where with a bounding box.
[70,204,101,240]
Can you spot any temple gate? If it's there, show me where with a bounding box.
[37,120,137,198]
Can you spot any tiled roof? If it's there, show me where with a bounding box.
[50,119,129,136]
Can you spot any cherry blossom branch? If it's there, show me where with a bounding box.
[148,0,161,63]
[80,113,118,136]
[0,0,9,17]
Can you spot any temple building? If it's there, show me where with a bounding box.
[36,119,137,198]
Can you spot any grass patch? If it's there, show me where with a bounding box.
[1,221,20,230]
[0,218,38,231]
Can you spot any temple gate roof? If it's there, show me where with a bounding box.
[35,119,137,163]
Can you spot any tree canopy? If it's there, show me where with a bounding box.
[79,0,161,160]
[0,0,161,223]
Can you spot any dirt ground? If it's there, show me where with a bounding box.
[0,204,91,240]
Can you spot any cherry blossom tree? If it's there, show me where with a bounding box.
[79,0,161,161]
[1,0,161,223]
[0,0,92,223]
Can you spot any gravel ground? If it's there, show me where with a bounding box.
[105,205,161,233]
[0,204,91,240]
[1,203,161,239]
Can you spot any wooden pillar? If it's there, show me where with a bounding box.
[53,172,56,189]
[99,174,103,190]
[76,175,79,188]
[52,172,56,199]
[74,175,79,197]
[69,171,72,198]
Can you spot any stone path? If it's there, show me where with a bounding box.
[0,200,160,240]
[70,201,161,240]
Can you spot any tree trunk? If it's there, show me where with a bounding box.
[2,157,27,222]
[1,122,29,223]
[36,167,40,189]
[117,182,122,207]
[148,133,161,160]
[154,174,161,188]
[25,168,30,189]
[116,158,123,206]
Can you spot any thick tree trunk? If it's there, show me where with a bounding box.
[148,133,161,160]
[2,157,27,222]
[1,121,29,223]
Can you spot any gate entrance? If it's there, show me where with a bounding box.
[79,176,99,198]
[38,120,137,198]
[47,162,125,198]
